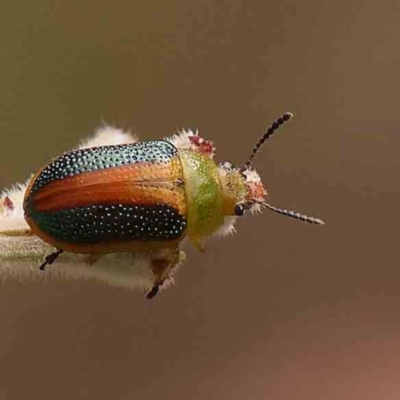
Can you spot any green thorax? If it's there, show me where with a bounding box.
[179,150,224,246]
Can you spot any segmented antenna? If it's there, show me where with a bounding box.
[261,202,325,225]
[244,112,293,168]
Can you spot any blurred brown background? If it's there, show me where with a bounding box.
[0,0,399,399]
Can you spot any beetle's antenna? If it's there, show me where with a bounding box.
[260,202,325,225]
[244,112,294,169]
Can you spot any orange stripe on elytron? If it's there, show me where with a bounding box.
[31,159,186,216]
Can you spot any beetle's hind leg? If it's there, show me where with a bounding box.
[146,246,180,299]
[39,249,64,271]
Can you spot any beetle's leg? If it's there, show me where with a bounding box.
[192,238,206,252]
[39,249,64,271]
[84,254,102,265]
[146,246,180,299]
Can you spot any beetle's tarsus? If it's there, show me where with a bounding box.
[146,285,159,299]
[39,249,64,271]
[147,246,180,299]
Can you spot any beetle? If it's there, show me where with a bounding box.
[23,112,325,298]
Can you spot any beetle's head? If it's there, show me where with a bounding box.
[218,112,325,226]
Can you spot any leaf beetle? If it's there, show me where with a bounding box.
[23,112,325,298]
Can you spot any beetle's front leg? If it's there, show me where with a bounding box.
[146,245,180,299]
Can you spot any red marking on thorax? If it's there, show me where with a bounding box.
[188,136,214,157]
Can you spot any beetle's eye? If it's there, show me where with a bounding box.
[234,204,245,216]
[220,161,234,170]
